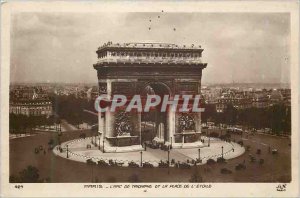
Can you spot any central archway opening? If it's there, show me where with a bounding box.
[141,82,171,145]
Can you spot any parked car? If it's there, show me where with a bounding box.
[142,162,154,168]
[217,157,226,163]
[158,160,169,168]
[177,162,191,169]
[206,159,216,165]
[87,159,96,165]
[109,159,123,167]
[97,160,109,167]
[128,161,140,168]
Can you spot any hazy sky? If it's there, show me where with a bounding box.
[10,12,290,84]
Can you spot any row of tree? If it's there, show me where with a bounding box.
[10,94,98,134]
[46,94,291,135]
[10,166,50,183]
[202,103,291,134]
[9,114,61,134]
[49,94,97,128]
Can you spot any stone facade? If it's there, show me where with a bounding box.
[93,42,207,150]
[10,99,52,116]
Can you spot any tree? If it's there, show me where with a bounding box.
[224,104,237,126]
[53,116,61,131]
[10,166,51,183]
[9,175,20,183]
[19,166,40,183]
[50,94,98,128]
[46,115,55,130]
[40,115,47,129]
[268,104,287,135]
[202,104,218,126]
[9,113,19,134]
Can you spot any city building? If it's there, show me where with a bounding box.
[10,99,52,116]
[253,92,270,108]
[9,86,53,116]
[216,91,252,113]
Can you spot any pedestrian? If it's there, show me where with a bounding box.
[44,149,46,155]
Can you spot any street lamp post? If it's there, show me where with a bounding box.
[66,145,69,158]
[198,148,201,160]
[140,151,143,167]
[98,136,100,150]
[167,149,170,175]
[221,146,224,159]
[102,139,105,153]
[168,149,170,166]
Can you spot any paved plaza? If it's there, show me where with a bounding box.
[53,136,245,166]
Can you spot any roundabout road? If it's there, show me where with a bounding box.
[54,137,245,167]
[9,129,291,182]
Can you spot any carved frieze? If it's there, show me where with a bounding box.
[175,82,198,95]
[114,111,133,137]
[98,82,107,94]
[112,82,135,96]
[178,113,196,132]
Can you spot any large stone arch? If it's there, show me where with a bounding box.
[94,42,207,151]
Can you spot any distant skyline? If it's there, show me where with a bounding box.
[11,12,290,84]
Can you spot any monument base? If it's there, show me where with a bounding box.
[106,136,139,147]
[171,141,204,149]
[103,144,143,153]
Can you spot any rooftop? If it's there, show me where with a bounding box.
[94,41,207,68]
[98,42,203,51]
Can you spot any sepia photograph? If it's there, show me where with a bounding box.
[1,1,299,197]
